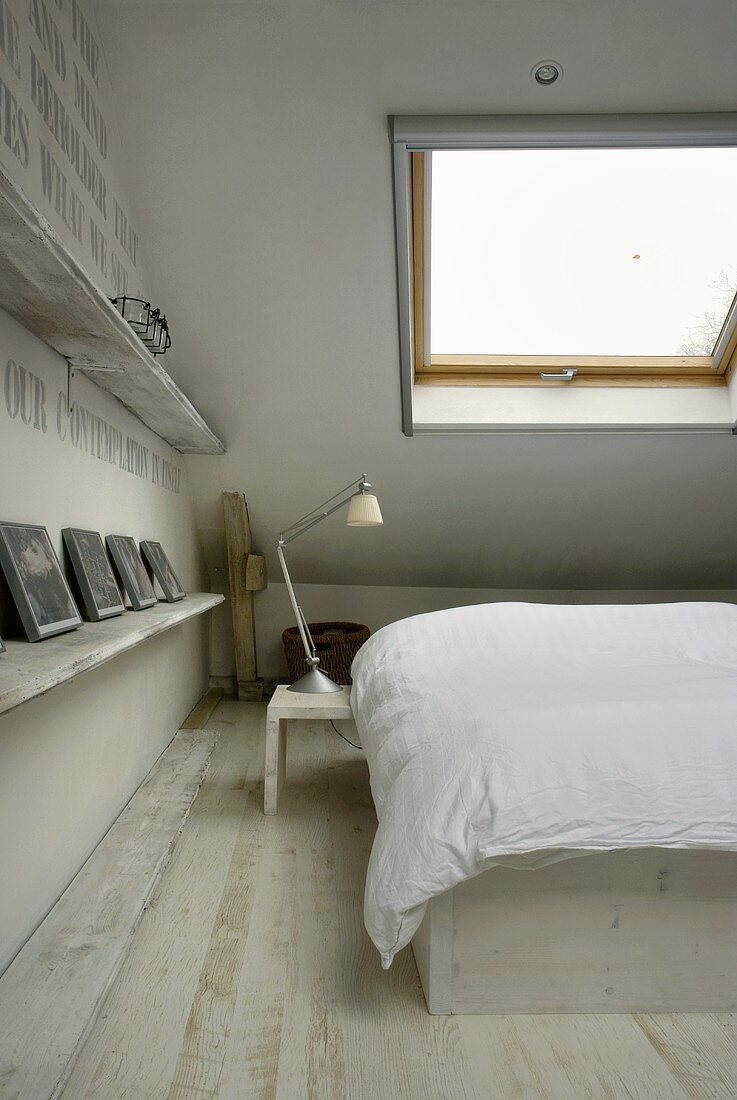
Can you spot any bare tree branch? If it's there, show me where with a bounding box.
[677,272,737,355]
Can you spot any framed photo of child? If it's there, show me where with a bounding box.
[0,522,82,641]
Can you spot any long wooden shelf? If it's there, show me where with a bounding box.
[0,593,224,717]
[0,167,225,455]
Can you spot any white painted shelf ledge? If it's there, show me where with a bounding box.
[0,593,224,717]
[0,167,225,455]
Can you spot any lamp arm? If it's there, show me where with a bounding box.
[280,474,370,544]
[296,605,317,659]
[276,473,375,675]
[279,494,355,546]
[277,543,316,666]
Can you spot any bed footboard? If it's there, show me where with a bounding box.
[411,848,737,1015]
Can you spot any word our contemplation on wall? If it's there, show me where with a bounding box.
[0,0,139,296]
[3,357,182,493]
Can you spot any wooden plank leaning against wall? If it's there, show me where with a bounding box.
[222,492,267,701]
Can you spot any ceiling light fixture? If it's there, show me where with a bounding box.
[532,60,562,86]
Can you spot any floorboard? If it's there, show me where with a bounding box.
[0,726,218,1100]
[179,687,223,730]
[63,701,737,1099]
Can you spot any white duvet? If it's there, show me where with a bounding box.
[350,602,737,968]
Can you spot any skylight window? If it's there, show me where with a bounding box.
[430,147,737,359]
[391,114,737,432]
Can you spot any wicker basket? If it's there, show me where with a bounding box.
[282,621,369,685]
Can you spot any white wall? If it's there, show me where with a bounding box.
[0,303,210,975]
[0,616,208,972]
[0,0,211,973]
[92,0,737,658]
[0,309,204,606]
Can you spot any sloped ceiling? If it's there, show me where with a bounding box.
[93,0,737,589]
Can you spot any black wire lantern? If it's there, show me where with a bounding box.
[139,307,161,346]
[110,296,153,333]
[109,297,172,356]
[140,310,172,357]
[149,316,172,357]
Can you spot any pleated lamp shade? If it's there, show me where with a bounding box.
[346,492,383,526]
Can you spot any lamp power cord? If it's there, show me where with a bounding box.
[329,719,362,750]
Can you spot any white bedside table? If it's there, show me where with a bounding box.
[264,684,353,814]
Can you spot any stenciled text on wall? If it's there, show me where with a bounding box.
[3,356,182,493]
[0,0,141,298]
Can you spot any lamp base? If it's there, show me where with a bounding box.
[287,667,343,694]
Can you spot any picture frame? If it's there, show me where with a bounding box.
[0,522,82,641]
[62,528,126,622]
[140,541,186,602]
[105,535,157,611]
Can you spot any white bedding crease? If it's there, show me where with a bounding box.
[350,602,737,968]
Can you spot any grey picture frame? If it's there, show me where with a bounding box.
[0,522,82,642]
[63,528,126,622]
[140,541,186,603]
[105,535,157,611]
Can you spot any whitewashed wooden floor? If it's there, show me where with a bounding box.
[63,700,737,1100]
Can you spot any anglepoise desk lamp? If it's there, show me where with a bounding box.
[277,475,383,693]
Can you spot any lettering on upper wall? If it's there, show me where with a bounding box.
[0,0,140,297]
[3,357,182,493]
[28,0,65,80]
[30,47,107,216]
[0,0,22,77]
[113,198,137,265]
[70,0,99,86]
[0,75,30,166]
[39,139,85,240]
[73,61,105,157]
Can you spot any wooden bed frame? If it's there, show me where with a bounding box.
[411,848,737,1014]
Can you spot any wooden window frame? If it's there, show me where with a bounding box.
[391,117,737,434]
[409,149,737,390]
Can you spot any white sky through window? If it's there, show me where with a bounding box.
[430,147,737,356]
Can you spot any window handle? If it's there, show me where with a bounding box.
[540,369,578,381]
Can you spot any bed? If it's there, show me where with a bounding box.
[350,601,737,1014]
